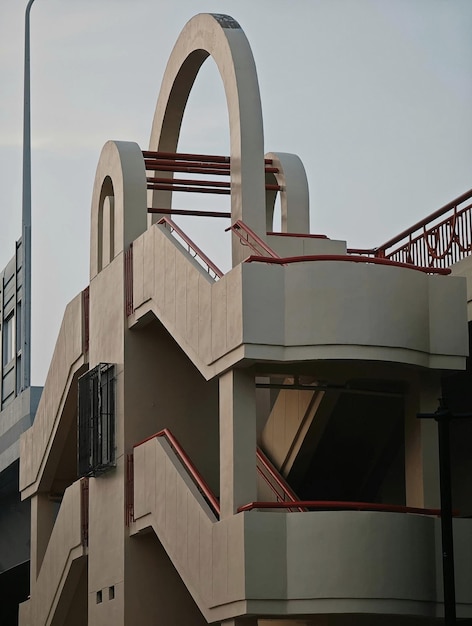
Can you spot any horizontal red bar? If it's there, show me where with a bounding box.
[268,231,328,240]
[237,500,446,516]
[148,183,230,195]
[145,159,231,170]
[142,150,274,165]
[147,176,231,188]
[148,208,231,218]
[244,254,451,275]
[144,161,279,175]
[146,164,231,176]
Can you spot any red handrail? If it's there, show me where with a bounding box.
[256,448,306,512]
[226,220,281,258]
[377,189,472,253]
[134,429,220,517]
[157,217,223,279]
[348,189,472,268]
[244,254,451,275]
[268,231,328,240]
[80,478,89,546]
[237,500,448,516]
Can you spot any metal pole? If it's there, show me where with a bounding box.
[22,0,37,390]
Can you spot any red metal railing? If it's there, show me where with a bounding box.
[158,217,223,279]
[226,220,281,258]
[244,254,451,275]
[256,448,306,512]
[134,429,220,518]
[124,244,134,316]
[81,286,89,354]
[237,500,447,516]
[267,231,328,240]
[348,189,472,269]
[126,453,134,526]
[80,478,89,546]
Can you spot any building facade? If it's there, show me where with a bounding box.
[17,13,472,626]
[0,237,42,624]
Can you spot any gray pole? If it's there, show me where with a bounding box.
[22,0,36,391]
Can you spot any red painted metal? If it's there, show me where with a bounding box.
[144,162,279,175]
[256,448,306,512]
[82,286,89,354]
[226,220,281,258]
[237,500,447,516]
[157,217,223,278]
[133,429,220,517]
[142,150,275,166]
[147,177,282,192]
[80,478,89,546]
[126,454,134,526]
[145,159,231,171]
[148,208,231,218]
[268,231,328,240]
[124,244,134,316]
[348,189,472,269]
[244,254,451,275]
[145,163,231,176]
[148,176,231,188]
[148,183,230,195]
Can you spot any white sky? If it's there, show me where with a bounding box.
[0,0,471,384]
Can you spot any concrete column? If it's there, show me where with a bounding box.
[405,373,441,508]
[219,369,257,519]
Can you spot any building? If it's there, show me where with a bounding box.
[17,13,472,626]
[0,237,42,624]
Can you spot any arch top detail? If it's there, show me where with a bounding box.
[148,13,267,264]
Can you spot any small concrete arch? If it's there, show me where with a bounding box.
[97,177,115,273]
[148,13,267,265]
[90,141,147,281]
[265,152,310,234]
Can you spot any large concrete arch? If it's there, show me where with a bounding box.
[90,141,147,280]
[148,13,267,264]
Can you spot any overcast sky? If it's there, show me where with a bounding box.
[1,0,471,384]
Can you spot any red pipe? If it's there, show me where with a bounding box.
[148,208,231,218]
[142,150,274,165]
[244,254,451,275]
[145,163,231,176]
[237,500,447,516]
[148,183,230,195]
[157,217,223,278]
[268,231,328,240]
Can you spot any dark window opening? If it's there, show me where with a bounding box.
[78,363,116,477]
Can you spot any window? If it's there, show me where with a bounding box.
[78,363,116,477]
[2,314,14,367]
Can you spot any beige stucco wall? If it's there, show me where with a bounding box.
[132,224,468,379]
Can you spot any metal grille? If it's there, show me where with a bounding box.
[78,363,116,477]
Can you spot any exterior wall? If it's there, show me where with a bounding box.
[133,226,468,378]
[1,240,23,409]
